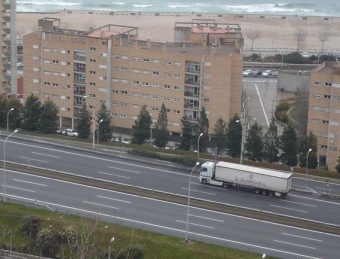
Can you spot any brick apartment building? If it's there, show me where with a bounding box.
[23,18,244,135]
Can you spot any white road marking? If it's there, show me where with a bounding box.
[282,233,322,242]
[19,156,49,163]
[176,220,215,229]
[109,166,141,174]
[188,214,224,223]
[270,205,307,213]
[181,187,215,195]
[255,83,270,126]
[13,179,47,187]
[97,195,131,204]
[31,152,61,159]
[98,171,130,179]
[279,199,317,208]
[274,240,316,250]
[83,201,119,210]
[1,185,35,192]
[290,194,340,206]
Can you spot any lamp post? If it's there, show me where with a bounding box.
[197,133,203,159]
[108,236,115,259]
[306,148,312,187]
[185,161,200,242]
[236,119,245,164]
[97,119,104,148]
[7,108,14,132]
[3,129,18,203]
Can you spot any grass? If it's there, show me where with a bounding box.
[0,203,277,259]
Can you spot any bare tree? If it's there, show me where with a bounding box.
[319,32,329,53]
[295,28,308,52]
[246,30,261,51]
[241,89,252,126]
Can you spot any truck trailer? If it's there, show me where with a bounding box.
[200,161,293,197]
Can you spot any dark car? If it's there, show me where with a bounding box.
[252,70,262,76]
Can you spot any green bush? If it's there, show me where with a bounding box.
[276,102,290,112]
[275,111,288,123]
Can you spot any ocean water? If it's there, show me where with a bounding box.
[17,0,340,17]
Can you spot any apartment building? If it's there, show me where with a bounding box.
[1,0,17,95]
[308,62,340,170]
[23,18,243,135]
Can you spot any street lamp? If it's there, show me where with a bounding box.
[97,119,104,148]
[185,161,200,242]
[108,236,115,259]
[236,119,244,164]
[7,108,14,132]
[197,133,203,159]
[3,129,18,203]
[306,148,312,187]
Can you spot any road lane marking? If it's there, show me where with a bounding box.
[270,205,307,213]
[1,185,35,192]
[109,166,141,174]
[254,83,269,126]
[175,220,215,229]
[290,194,340,205]
[274,240,316,250]
[31,152,61,159]
[13,179,47,186]
[282,233,322,242]
[98,171,130,179]
[19,156,49,163]
[181,188,215,195]
[188,214,224,223]
[279,199,317,208]
[97,195,131,204]
[83,201,119,210]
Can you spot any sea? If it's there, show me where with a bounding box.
[17,0,340,17]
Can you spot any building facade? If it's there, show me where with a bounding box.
[23,18,243,135]
[308,62,340,170]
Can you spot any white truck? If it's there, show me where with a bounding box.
[200,161,293,197]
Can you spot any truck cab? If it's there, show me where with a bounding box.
[200,162,223,186]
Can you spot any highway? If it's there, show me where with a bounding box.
[1,136,340,228]
[2,169,340,259]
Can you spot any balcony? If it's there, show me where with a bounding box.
[74,55,86,61]
[74,89,86,95]
[185,79,200,86]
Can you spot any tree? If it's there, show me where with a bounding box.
[131,105,152,145]
[6,97,23,130]
[211,118,227,155]
[96,103,112,142]
[295,27,308,52]
[299,131,318,168]
[0,95,7,128]
[192,107,209,153]
[244,121,263,162]
[225,114,242,158]
[21,94,41,131]
[262,118,280,163]
[280,124,298,166]
[319,32,329,53]
[246,29,261,51]
[38,99,58,134]
[179,115,193,150]
[153,103,168,148]
[335,156,340,173]
[77,104,91,139]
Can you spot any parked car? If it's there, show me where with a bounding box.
[271,70,278,77]
[114,137,130,144]
[302,52,309,58]
[56,128,63,134]
[262,70,272,77]
[251,70,262,76]
[242,69,253,76]
[62,128,79,137]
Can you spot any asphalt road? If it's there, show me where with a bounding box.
[1,136,340,227]
[3,170,340,259]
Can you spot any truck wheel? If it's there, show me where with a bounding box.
[261,190,267,195]
[201,179,207,184]
[269,191,274,197]
[223,183,229,188]
[255,189,260,194]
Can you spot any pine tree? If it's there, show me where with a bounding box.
[212,118,227,155]
[0,95,7,128]
[153,103,168,148]
[299,131,318,168]
[225,114,242,158]
[76,104,91,139]
[96,103,112,142]
[21,94,41,131]
[179,115,193,150]
[280,123,298,166]
[131,105,152,145]
[244,121,264,162]
[38,98,58,134]
[335,156,340,173]
[7,97,23,130]
[262,118,280,163]
[193,107,209,152]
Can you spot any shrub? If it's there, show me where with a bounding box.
[275,112,289,123]
[116,245,144,259]
[276,102,290,112]
[20,216,41,239]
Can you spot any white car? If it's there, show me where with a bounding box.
[302,52,309,58]
[242,69,253,76]
[62,128,79,137]
[115,137,130,144]
[262,70,272,77]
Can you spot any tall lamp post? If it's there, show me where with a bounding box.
[108,236,115,259]
[185,161,200,242]
[306,148,312,187]
[97,119,104,148]
[236,119,245,165]
[7,108,14,132]
[197,133,203,159]
[3,129,18,203]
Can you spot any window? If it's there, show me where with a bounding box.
[153,59,159,63]
[121,79,128,84]
[152,83,159,88]
[90,71,96,75]
[321,145,327,149]
[313,81,321,86]
[132,104,140,109]
[100,52,107,57]
[44,82,50,86]
[132,80,140,85]
[121,55,128,60]
[121,91,127,95]
[152,95,159,99]
[112,113,118,117]
[120,102,127,106]
[164,60,171,65]
[43,48,50,52]
[175,74,181,78]
[112,90,119,94]
[142,82,149,86]
[90,47,96,51]
[90,82,96,86]
[134,57,141,61]
[133,69,141,73]
[121,114,127,118]
[142,93,148,98]
[90,94,96,97]
[90,59,96,63]
[174,86,180,90]
[132,92,139,96]
[152,71,159,76]
[52,83,59,87]
[204,98,209,102]
[33,44,40,49]
[121,67,128,71]
[112,101,118,106]
[164,97,170,101]
[143,58,150,62]
[325,82,332,86]
[164,85,170,89]
[152,107,159,111]
[175,62,181,66]
[112,54,119,59]
[53,60,59,64]
[173,98,179,103]
[112,66,119,70]
[324,95,331,99]
[313,94,321,98]
[174,110,180,114]
[164,73,171,77]
[323,120,329,124]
